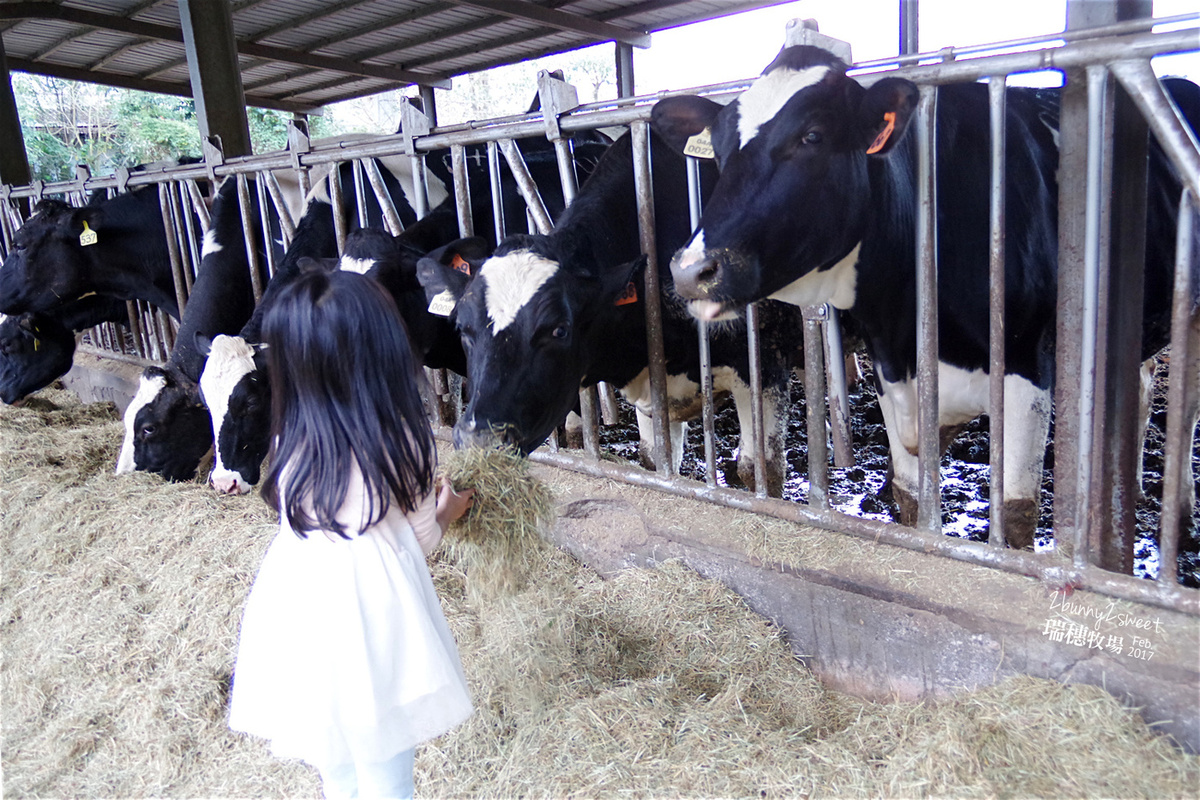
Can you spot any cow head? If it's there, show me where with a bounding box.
[116,364,212,482]
[0,312,76,404]
[417,236,635,454]
[652,45,918,320]
[196,333,270,495]
[0,200,107,315]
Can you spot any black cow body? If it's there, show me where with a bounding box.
[653,46,1199,545]
[418,130,804,495]
[115,176,276,482]
[0,186,182,319]
[0,294,128,404]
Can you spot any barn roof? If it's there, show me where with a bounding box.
[0,0,793,114]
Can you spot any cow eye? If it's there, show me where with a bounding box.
[140,424,156,439]
[802,130,823,145]
[551,325,568,340]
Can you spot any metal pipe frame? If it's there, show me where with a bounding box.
[328,162,348,257]
[235,173,267,304]
[254,177,279,280]
[802,305,830,510]
[914,84,942,534]
[157,182,189,318]
[687,155,718,489]
[987,75,1008,547]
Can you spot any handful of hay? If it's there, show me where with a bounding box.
[439,445,555,597]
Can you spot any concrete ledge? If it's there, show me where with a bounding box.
[61,351,147,416]
[537,468,1200,753]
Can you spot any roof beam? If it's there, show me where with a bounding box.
[5,56,320,114]
[442,0,651,47]
[0,2,451,88]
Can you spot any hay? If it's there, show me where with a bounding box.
[439,445,555,598]
[3,386,1197,799]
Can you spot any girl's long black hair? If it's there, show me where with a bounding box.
[259,267,435,538]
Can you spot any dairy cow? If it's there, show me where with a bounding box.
[417,129,804,495]
[114,175,278,481]
[653,45,1199,545]
[0,294,128,404]
[199,133,612,495]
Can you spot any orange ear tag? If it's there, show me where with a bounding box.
[450,253,471,275]
[614,282,638,306]
[866,111,897,155]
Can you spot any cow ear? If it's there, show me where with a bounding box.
[66,205,104,239]
[651,95,724,155]
[416,255,470,309]
[194,332,213,357]
[857,77,918,156]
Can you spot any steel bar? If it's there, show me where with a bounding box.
[987,75,1008,548]
[76,343,157,368]
[328,162,348,256]
[687,155,717,488]
[165,180,195,294]
[914,84,942,533]
[487,141,507,241]
[361,156,404,236]
[262,170,296,244]
[1109,58,1200,206]
[408,154,430,221]
[631,120,672,476]
[255,175,279,280]
[823,309,854,468]
[522,447,1199,616]
[236,173,267,303]
[352,158,369,230]
[748,302,768,499]
[1158,190,1197,585]
[185,178,211,231]
[553,137,579,206]
[802,305,829,510]
[1074,65,1112,569]
[451,145,474,238]
[123,300,145,359]
[158,182,189,318]
[178,180,204,282]
[498,138,554,234]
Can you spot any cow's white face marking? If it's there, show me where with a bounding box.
[737,65,831,149]
[199,335,258,489]
[480,250,559,334]
[339,255,375,275]
[201,227,223,257]
[767,244,860,310]
[116,373,167,474]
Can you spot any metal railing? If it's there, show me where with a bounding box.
[1,18,1196,615]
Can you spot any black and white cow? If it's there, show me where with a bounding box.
[417,129,804,495]
[0,187,183,319]
[198,134,612,494]
[114,175,277,482]
[652,45,1199,545]
[0,294,128,404]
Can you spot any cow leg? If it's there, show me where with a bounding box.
[1135,358,1157,502]
[634,407,686,474]
[562,410,584,449]
[996,375,1053,549]
[725,372,788,498]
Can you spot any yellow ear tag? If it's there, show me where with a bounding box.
[683,127,715,160]
[866,111,897,155]
[79,220,98,247]
[427,290,457,318]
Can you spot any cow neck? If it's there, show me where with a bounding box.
[87,188,181,317]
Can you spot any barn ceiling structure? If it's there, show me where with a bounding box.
[0,0,799,186]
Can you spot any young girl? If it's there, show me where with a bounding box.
[229,267,474,799]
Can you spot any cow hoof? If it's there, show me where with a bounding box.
[1003,498,1039,550]
[893,485,919,528]
[735,457,784,498]
[561,424,584,450]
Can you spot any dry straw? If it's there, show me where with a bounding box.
[2,387,1197,798]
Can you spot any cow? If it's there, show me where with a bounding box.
[651,45,1199,546]
[114,175,277,482]
[416,128,805,496]
[0,186,183,319]
[198,133,613,495]
[0,294,128,405]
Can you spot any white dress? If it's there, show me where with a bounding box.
[229,468,473,771]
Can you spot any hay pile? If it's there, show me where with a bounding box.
[439,445,555,598]
[3,387,1198,798]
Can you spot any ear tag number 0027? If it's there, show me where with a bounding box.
[684,128,715,160]
[79,221,98,247]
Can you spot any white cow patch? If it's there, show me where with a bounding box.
[200,335,258,493]
[480,250,559,334]
[737,65,831,149]
[201,227,223,257]
[116,373,167,474]
[767,245,860,310]
[339,255,375,274]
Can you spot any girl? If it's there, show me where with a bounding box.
[229,267,474,799]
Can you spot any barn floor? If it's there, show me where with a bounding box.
[2,386,1198,798]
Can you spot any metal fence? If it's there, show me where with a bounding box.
[1,16,1196,615]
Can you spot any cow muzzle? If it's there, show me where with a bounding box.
[453,417,522,452]
[670,246,745,322]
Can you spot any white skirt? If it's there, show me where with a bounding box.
[229,505,473,771]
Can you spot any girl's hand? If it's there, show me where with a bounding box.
[435,479,475,530]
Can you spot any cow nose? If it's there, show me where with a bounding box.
[671,249,721,301]
[453,417,519,451]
